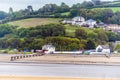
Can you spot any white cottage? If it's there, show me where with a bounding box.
[85,19,97,28]
[96,45,110,54]
[42,44,55,54]
[72,16,85,25]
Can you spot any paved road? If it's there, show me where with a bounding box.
[0,63,120,78]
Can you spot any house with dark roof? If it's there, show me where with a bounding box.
[96,45,110,54]
[97,22,107,28]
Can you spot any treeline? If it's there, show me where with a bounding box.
[74,9,120,24]
[0,23,119,51]
[1,0,120,24]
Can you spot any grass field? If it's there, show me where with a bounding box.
[8,18,80,36]
[8,18,61,28]
[61,12,70,16]
[105,1,120,6]
[92,7,120,12]
[65,25,80,37]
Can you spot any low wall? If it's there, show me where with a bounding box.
[54,51,83,54]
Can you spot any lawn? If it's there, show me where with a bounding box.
[61,12,70,16]
[65,25,80,37]
[92,7,120,12]
[8,18,61,28]
[8,18,79,37]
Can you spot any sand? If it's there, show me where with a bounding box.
[0,76,120,80]
[16,54,120,64]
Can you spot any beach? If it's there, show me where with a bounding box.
[0,76,120,80]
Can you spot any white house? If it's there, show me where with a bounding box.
[42,44,55,54]
[62,20,72,24]
[72,16,85,25]
[72,16,85,22]
[85,19,97,28]
[96,45,110,54]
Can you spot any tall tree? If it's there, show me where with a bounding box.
[75,28,87,39]
[85,39,95,50]
[27,5,34,15]
[9,7,13,14]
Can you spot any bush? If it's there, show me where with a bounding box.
[8,50,19,54]
[2,49,9,53]
[24,52,33,54]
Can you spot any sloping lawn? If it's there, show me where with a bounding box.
[8,18,61,28]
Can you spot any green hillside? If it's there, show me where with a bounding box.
[92,7,120,12]
[8,18,61,28]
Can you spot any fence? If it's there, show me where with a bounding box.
[10,53,44,61]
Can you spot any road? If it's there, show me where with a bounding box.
[0,63,120,78]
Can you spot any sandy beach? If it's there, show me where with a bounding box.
[0,54,120,80]
[0,76,120,80]
[13,54,120,65]
[1,53,120,65]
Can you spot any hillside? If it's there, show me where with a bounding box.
[7,18,78,37]
[92,7,120,12]
[103,1,120,7]
[8,18,61,28]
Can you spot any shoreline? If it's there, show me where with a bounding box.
[9,60,120,66]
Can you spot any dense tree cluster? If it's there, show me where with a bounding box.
[0,23,119,51]
[17,24,65,38]
[70,8,120,24]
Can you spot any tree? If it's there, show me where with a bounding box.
[81,1,94,8]
[38,4,59,15]
[9,7,13,14]
[17,28,30,38]
[75,28,87,39]
[70,9,80,17]
[71,3,81,9]
[107,31,117,42]
[44,37,81,51]
[114,44,120,52]
[59,2,70,12]
[85,39,95,50]
[97,31,108,42]
[0,24,14,37]
[27,5,34,15]
[0,11,8,20]
[87,31,98,40]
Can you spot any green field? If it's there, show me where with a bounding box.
[92,7,120,12]
[65,25,80,37]
[8,18,83,37]
[107,2,120,5]
[61,12,70,16]
[8,18,61,28]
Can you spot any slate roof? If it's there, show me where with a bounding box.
[86,19,96,23]
[42,44,55,49]
[100,45,109,49]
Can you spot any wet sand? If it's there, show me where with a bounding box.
[0,76,120,80]
[15,54,120,65]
